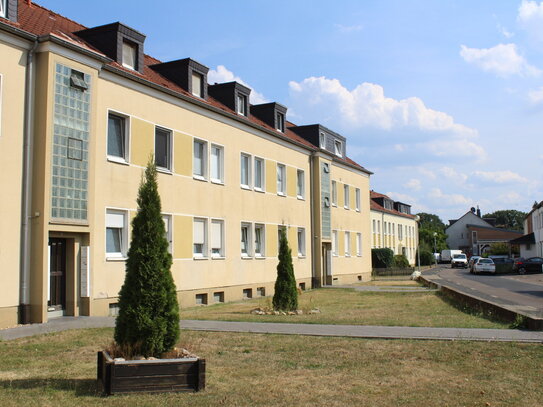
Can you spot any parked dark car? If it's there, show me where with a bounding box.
[512,257,543,274]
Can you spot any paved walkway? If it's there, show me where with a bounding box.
[330,284,438,293]
[1,316,542,343]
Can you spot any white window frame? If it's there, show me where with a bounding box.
[240,153,252,189]
[276,111,285,132]
[193,139,208,180]
[319,132,325,148]
[277,163,286,196]
[355,188,360,212]
[356,233,362,256]
[155,126,172,172]
[106,111,129,163]
[331,181,337,206]
[0,1,5,18]
[241,222,253,258]
[332,230,338,256]
[345,231,351,256]
[0,74,2,138]
[334,140,342,157]
[210,143,224,184]
[236,93,247,116]
[191,71,203,98]
[296,169,305,200]
[297,228,306,257]
[254,157,265,192]
[254,223,265,257]
[193,218,208,258]
[211,219,225,258]
[162,214,173,254]
[122,41,137,70]
[344,184,350,209]
[106,209,128,259]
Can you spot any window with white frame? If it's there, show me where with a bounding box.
[319,132,325,148]
[254,223,265,257]
[276,111,285,132]
[297,228,306,257]
[0,1,5,18]
[356,233,362,256]
[296,169,305,199]
[106,209,127,258]
[210,144,224,183]
[240,153,251,188]
[332,230,339,255]
[355,188,360,211]
[334,140,342,157]
[254,157,265,191]
[193,139,207,179]
[236,93,247,116]
[162,214,172,253]
[241,222,252,257]
[372,220,376,233]
[122,41,137,70]
[276,163,286,195]
[155,127,172,171]
[193,218,207,258]
[107,112,128,161]
[211,219,224,258]
[344,184,350,209]
[345,231,351,256]
[398,224,403,240]
[331,181,337,206]
[191,72,203,98]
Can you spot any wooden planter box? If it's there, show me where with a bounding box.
[97,351,205,395]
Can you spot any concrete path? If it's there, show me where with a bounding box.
[330,284,438,293]
[1,316,542,343]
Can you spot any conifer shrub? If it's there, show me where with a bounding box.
[392,254,410,268]
[114,159,180,358]
[371,248,394,268]
[272,228,298,311]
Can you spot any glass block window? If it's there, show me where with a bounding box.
[51,64,91,221]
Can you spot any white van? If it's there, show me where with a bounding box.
[440,249,463,263]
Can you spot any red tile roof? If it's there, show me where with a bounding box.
[370,191,416,219]
[2,0,369,171]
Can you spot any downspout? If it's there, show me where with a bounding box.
[309,152,316,288]
[19,39,39,324]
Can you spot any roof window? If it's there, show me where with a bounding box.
[122,41,138,70]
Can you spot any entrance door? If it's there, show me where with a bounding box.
[48,238,67,312]
[322,243,332,286]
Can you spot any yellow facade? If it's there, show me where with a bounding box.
[370,210,418,266]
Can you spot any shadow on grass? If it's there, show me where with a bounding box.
[0,378,100,397]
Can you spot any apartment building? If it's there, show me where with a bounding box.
[370,191,417,265]
[0,0,372,327]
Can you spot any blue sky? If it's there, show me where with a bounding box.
[39,0,543,223]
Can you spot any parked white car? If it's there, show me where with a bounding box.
[473,258,496,274]
[451,253,468,268]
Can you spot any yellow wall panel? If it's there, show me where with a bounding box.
[350,186,356,209]
[288,226,298,256]
[174,215,192,259]
[338,231,345,256]
[131,118,154,167]
[351,232,357,255]
[266,160,277,194]
[266,224,278,257]
[338,182,344,208]
[287,166,297,197]
[174,131,192,176]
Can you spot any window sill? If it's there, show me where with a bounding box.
[193,175,208,182]
[345,254,351,258]
[157,167,173,175]
[277,192,286,197]
[298,255,306,259]
[106,256,127,262]
[107,156,129,165]
[344,207,350,210]
[240,184,251,190]
[211,256,225,260]
[332,204,337,208]
[254,187,265,193]
[297,196,305,201]
[193,256,208,260]
[241,255,252,259]
[211,179,224,186]
[255,255,266,259]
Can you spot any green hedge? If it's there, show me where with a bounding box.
[371,248,394,268]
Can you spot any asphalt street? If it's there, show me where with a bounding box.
[427,266,543,317]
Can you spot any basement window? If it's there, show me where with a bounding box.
[69,69,88,91]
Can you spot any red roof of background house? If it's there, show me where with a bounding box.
[370,191,416,219]
[4,0,369,173]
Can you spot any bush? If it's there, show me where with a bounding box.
[114,159,180,358]
[392,254,410,268]
[272,228,298,311]
[371,248,394,268]
[417,250,434,266]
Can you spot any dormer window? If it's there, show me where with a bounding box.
[237,93,247,116]
[276,111,285,132]
[192,72,204,98]
[122,40,138,70]
[334,140,342,157]
[320,132,326,148]
[0,0,5,18]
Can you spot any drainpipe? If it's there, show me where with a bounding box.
[309,152,316,288]
[19,39,39,324]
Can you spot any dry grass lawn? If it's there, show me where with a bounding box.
[0,328,541,407]
[179,288,508,329]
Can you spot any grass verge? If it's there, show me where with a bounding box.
[179,288,508,329]
[0,328,541,407]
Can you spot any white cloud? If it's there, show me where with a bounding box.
[335,24,363,33]
[499,191,523,204]
[404,178,422,191]
[471,170,529,184]
[207,65,267,104]
[425,138,486,160]
[528,86,543,103]
[460,43,540,78]
[418,167,437,180]
[439,167,468,183]
[428,188,471,206]
[288,76,477,137]
[387,191,416,204]
[518,0,543,41]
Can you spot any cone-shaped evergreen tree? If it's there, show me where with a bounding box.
[272,228,298,311]
[114,159,179,357]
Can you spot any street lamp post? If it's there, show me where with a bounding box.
[433,232,437,267]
